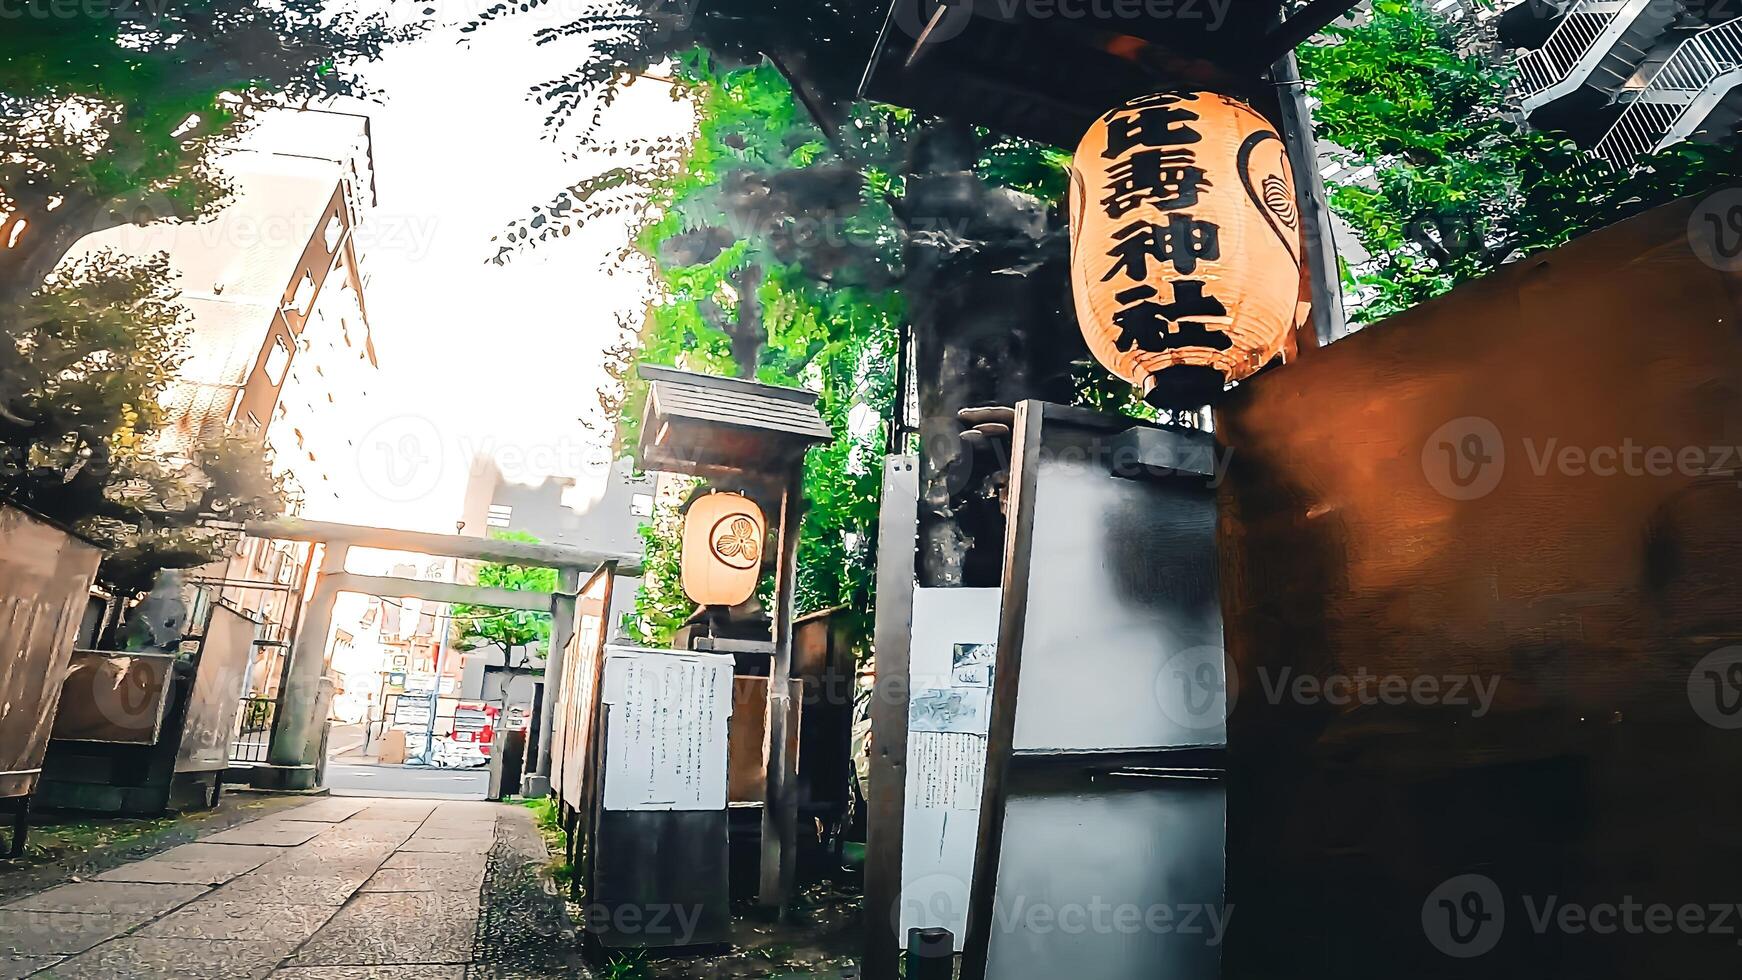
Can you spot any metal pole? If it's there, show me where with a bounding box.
[759,468,805,914]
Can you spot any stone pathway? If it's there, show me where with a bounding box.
[0,797,580,980]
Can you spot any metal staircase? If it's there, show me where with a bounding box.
[1593,17,1742,166]
[1516,0,1680,112]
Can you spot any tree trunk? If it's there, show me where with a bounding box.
[902,122,1077,588]
[0,193,114,311]
[726,262,766,378]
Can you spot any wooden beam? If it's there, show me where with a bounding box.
[1253,0,1362,67]
[243,517,643,574]
[323,572,556,613]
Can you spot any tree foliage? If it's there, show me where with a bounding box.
[0,250,287,596]
[0,0,409,312]
[453,531,559,662]
[1302,0,1742,321]
[0,2,409,595]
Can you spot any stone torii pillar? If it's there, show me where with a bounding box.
[243,518,641,792]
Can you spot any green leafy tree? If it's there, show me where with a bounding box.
[453,531,559,664]
[627,493,696,647]
[0,250,286,597]
[1302,0,1742,321]
[0,1,408,310]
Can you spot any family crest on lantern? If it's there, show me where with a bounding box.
[681,491,767,607]
[1071,91,1309,410]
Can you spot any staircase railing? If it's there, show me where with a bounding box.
[1594,17,1742,166]
[1516,1,1622,99]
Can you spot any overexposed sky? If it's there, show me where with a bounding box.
[315,10,691,531]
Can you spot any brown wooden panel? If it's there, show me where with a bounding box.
[175,605,256,772]
[729,676,768,804]
[0,505,103,796]
[49,651,174,745]
[1216,193,1742,977]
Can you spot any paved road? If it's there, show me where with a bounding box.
[324,763,488,800]
[0,796,583,977]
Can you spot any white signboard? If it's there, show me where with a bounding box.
[600,647,734,812]
[899,587,1002,951]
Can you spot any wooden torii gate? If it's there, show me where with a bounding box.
[240,517,643,792]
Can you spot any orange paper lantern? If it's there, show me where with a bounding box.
[681,492,766,607]
[1069,91,1308,409]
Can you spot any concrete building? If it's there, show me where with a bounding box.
[63,109,381,692]
[1503,0,1742,166]
[453,456,648,704]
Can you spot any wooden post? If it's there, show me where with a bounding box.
[759,468,805,914]
[865,456,919,978]
[1273,50,1348,348]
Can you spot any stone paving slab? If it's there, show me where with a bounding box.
[285,893,478,967]
[397,837,493,854]
[203,873,370,908]
[0,798,583,979]
[268,967,465,979]
[95,844,280,886]
[0,955,60,980]
[347,803,436,822]
[37,936,297,980]
[137,900,336,944]
[379,851,489,872]
[1,882,207,917]
[0,910,148,956]
[280,800,371,823]
[357,866,485,895]
[319,825,419,844]
[201,821,332,847]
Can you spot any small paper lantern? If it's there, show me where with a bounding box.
[681,492,767,607]
[1069,90,1308,409]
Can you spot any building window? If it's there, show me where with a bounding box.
[630,493,654,518]
[487,504,513,528]
[263,336,291,385]
[291,272,316,314]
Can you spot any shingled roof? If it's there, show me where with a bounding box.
[636,365,833,479]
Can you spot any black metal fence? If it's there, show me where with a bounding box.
[231,697,277,763]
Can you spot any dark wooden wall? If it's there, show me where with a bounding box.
[1215,192,1742,977]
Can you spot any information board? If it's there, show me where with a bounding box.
[600,647,734,812]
